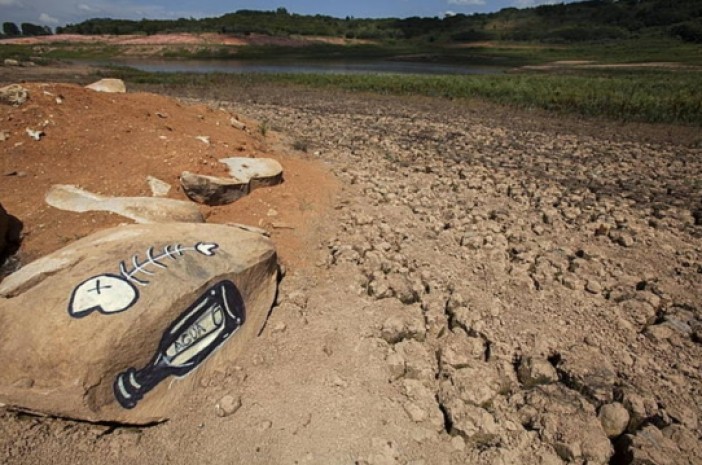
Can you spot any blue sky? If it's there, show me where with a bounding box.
[1,0,568,28]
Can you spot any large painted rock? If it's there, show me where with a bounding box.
[0,223,278,424]
[46,184,204,223]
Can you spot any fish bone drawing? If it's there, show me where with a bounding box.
[68,242,219,318]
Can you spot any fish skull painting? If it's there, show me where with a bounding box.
[69,274,139,318]
[67,242,219,318]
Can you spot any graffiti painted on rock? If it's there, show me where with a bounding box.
[114,280,245,409]
[68,242,219,318]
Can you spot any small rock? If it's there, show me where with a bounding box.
[257,420,273,432]
[585,279,602,295]
[403,401,427,422]
[439,334,485,370]
[331,374,347,388]
[146,176,171,197]
[380,306,425,344]
[517,356,558,388]
[230,117,246,130]
[215,395,242,418]
[195,135,210,145]
[85,78,126,93]
[25,128,44,141]
[287,290,307,309]
[0,84,28,106]
[450,435,466,451]
[0,131,9,141]
[386,273,418,304]
[3,59,19,67]
[609,230,635,247]
[442,399,499,444]
[386,352,405,379]
[381,315,407,344]
[644,324,673,342]
[598,403,629,438]
[3,170,26,177]
[271,322,287,334]
[616,425,681,465]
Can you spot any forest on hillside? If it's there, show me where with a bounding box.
[2,0,701,44]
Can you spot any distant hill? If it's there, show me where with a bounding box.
[55,0,702,44]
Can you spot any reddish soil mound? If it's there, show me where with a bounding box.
[0,82,337,270]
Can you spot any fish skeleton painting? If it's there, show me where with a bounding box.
[68,242,219,318]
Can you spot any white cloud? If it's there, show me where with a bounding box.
[39,12,59,24]
[444,10,457,17]
[77,3,98,13]
[0,0,20,6]
[447,0,486,5]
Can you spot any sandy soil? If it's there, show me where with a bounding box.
[0,82,337,270]
[1,72,701,465]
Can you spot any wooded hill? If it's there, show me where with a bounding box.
[48,0,702,44]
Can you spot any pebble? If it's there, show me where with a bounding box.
[598,402,629,438]
[214,395,242,418]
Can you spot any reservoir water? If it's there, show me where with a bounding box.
[112,59,506,76]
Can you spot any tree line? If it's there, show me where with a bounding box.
[2,22,53,37]
[4,0,701,44]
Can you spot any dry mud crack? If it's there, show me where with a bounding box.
[1,86,701,465]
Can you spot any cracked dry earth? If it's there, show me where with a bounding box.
[3,86,702,465]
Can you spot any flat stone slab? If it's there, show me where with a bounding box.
[180,171,249,206]
[220,157,283,190]
[85,78,126,93]
[46,184,204,224]
[0,223,278,424]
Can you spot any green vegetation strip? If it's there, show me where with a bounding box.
[117,69,702,125]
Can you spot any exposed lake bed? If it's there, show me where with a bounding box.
[100,58,508,75]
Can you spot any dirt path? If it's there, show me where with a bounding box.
[1,81,701,465]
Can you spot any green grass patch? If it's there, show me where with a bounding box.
[111,67,702,126]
